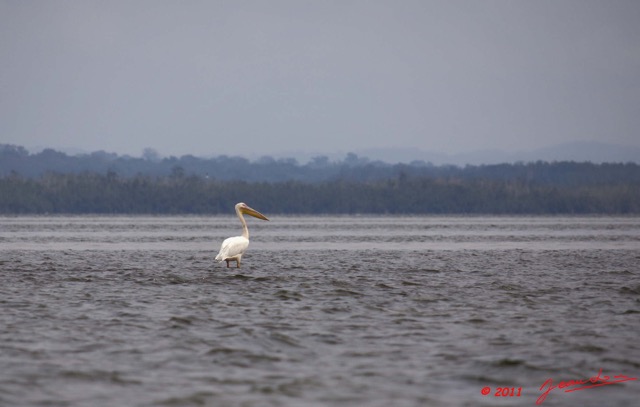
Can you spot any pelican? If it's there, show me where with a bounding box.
[215,202,269,268]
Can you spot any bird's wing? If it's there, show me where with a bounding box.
[215,236,249,261]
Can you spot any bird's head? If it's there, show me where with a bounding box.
[236,202,269,221]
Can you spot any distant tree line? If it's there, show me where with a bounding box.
[1,170,638,214]
[2,144,639,214]
[2,144,640,186]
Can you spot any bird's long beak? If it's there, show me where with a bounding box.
[241,206,269,221]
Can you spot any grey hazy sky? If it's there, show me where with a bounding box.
[1,0,639,158]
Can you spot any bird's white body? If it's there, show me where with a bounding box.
[215,202,269,268]
[215,235,249,266]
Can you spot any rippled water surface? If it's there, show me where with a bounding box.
[1,216,639,406]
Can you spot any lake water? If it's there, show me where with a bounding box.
[1,215,639,406]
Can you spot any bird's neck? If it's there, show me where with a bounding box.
[237,208,249,239]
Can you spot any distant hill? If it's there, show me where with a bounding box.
[17,141,640,167]
[354,141,640,165]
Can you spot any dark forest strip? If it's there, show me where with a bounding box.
[1,172,638,214]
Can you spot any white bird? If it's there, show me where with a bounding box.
[215,202,269,268]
